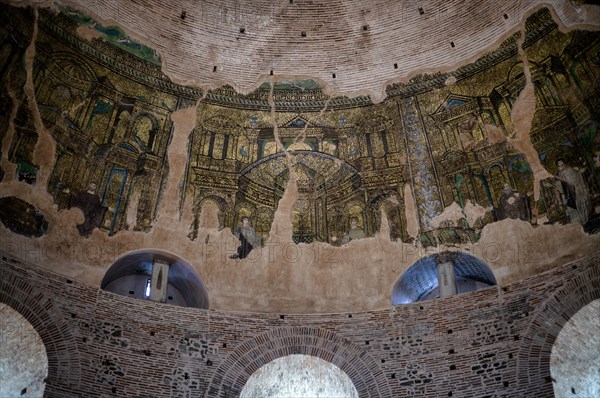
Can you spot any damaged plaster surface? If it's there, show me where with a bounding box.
[0,1,599,314]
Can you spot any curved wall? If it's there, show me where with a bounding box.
[1,251,598,397]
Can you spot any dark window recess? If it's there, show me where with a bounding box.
[280,315,285,319]
[213,66,217,72]
[240,27,245,34]
[301,31,306,37]
[450,42,455,48]
[129,290,134,294]
[449,349,455,354]
[332,73,336,79]
[447,329,453,334]
[504,381,509,387]
[394,63,398,69]
[419,7,425,15]
[391,373,396,379]
[168,296,173,300]
[503,13,508,19]
[449,364,456,370]
[448,393,453,397]
[363,25,368,31]
[180,11,186,20]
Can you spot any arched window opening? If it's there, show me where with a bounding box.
[392,252,496,304]
[101,250,209,309]
[551,299,600,398]
[0,303,48,397]
[240,354,358,398]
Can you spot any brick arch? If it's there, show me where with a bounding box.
[206,326,392,397]
[0,263,81,396]
[516,255,600,397]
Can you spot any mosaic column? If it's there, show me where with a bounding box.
[397,96,443,232]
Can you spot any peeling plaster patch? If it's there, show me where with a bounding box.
[508,34,552,201]
[484,124,507,145]
[431,201,489,229]
[444,75,457,85]
[431,202,464,228]
[404,184,419,238]
[198,201,219,230]
[76,24,101,41]
[0,70,20,176]
[125,189,140,230]
[157,103,198,222]
[379,206,391,238]
[24,8,56,191]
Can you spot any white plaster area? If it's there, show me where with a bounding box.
[240,354,358,398]
[0,303,48,398]
[551,299,600,398]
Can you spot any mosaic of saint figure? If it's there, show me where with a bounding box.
[495,183,531,222]
[554,160,591,225]
[230,216,261,259]
[69,183,108,238]
[341,217,366,244]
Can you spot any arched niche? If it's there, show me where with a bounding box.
[392,252,496,304]
[101,250,209,309]
[550,299,600,398]
[240,354,359,398]
[0,302,48,397]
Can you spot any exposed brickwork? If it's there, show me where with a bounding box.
[0,251,599,397]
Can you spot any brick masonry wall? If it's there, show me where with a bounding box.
[0,250,599,397]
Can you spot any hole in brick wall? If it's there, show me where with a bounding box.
[240,27,245,34]
[450,42,455,48]
[363,25,368,31]
[66,279,72,284]
[381,359,385,363]
[571,387,576,394]
[71,313,77,318]
[348,314,352,318]
[150,331,155,336]
[365,340,370,345]
[503,13,509,19]
[448,392,452,397]
[391,373,396,379]
[513,335,520,341]
[222,343,227,348]
[180,11,186,20]
[449,349,455,354]
[447,329,453,334]
[502,286,508,292]
[82,337,87,343]
[168,296,173,300]
[301,31,306,37]
[129,290,134,294]
[270,70,273,76]
[394,63,398,69]
[504,381,509,387]
[544,376,555,383]
[572,265,577,269]
[450,364,456,370]
[2,256,6,261]
[290,0,294,3]
[184,372,189,380]
[419,7,425,15]
[280,315,285,319]
[207,359,212,366]
[332,73,336,79]
[213,66,217,72]
[21,388,27,395]
[111,387,116,394]
[509,353,513,359]
[143,349,151,356]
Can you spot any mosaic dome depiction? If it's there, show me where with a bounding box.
[0,0,599,397]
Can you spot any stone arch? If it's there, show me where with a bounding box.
[0,259,81,395]
[550,299,600,398]
[516,254,600,397]
[206,326,392,397]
